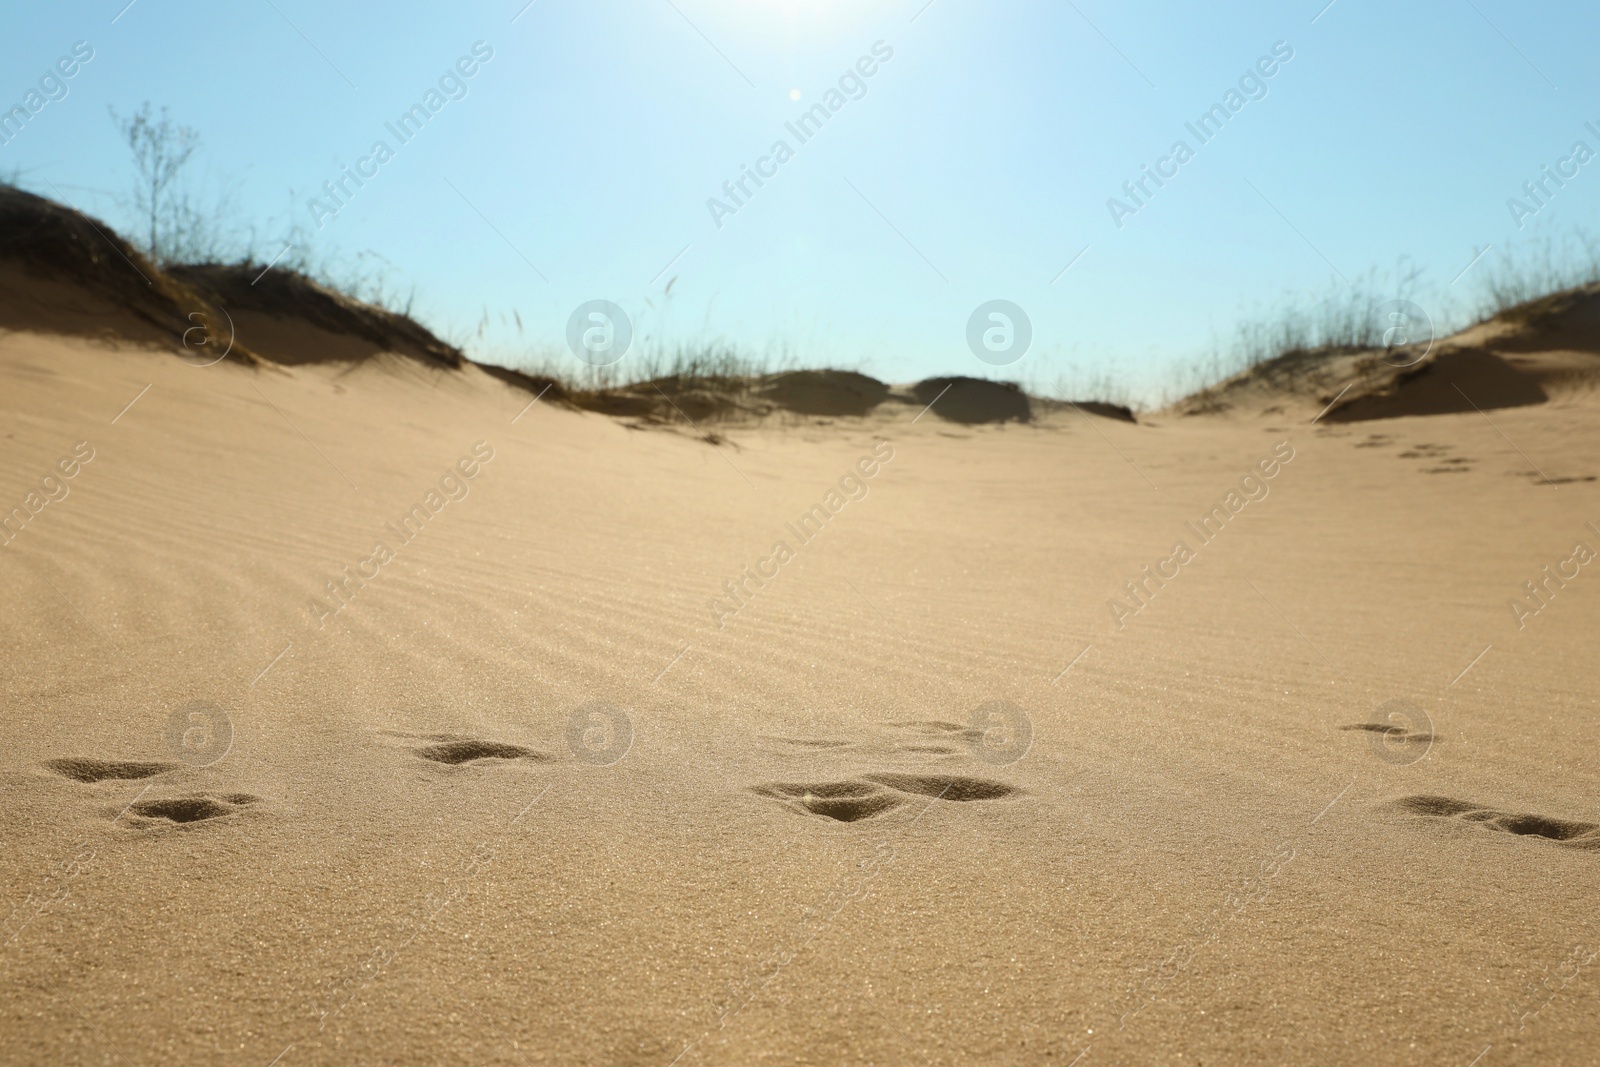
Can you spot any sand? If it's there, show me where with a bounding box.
[2,321,1599,1067]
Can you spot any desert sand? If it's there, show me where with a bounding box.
[3,191,1600,1066]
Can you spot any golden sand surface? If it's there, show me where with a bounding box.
[2,331,1598,1065]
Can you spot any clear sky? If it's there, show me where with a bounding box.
[4,0,1598,401]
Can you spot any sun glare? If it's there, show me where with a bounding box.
[731,0,899,42]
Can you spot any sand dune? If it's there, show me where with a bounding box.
[3,192,1600,1065]
[0,188,1135,431]
[1166,283,1600,426]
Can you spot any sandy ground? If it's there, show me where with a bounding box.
[2,331,1598,1066]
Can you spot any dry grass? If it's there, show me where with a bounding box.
[1475,232,1600,321]
[1159,235,1600,408]
[13,167,1600,414]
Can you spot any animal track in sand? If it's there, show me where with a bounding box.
[752,773,1020,822]
[1390,795,1600,850]
[414,738,552,766]
[124,792,262,826]
[45,758,177,783]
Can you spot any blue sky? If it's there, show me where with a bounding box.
[4,0,1598,400]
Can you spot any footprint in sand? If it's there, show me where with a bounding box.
[1521,472,1597,484]
[1398,442,1451,459]
[1389,795,1600,851]
[381,728,556,767]
[890,705,1033,766]
[758,736,855,751]
[887,720,985,743]
[1342,699,1434,765]
[757,723,976,760]
[753,781,907,823]
[1339,721,1434,752]
[880,720,991,758]
[761,711,1032,765]
[860,772,1017,801]
[751,773,1021,823]
[43,758,264,829]
[44,758,177,783]
[413,737,554,766]
[380,735,550,767]
[123,793,263,827]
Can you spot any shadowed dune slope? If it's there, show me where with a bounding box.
[0,184,465,373]
[910,376,1033,424]
[0,184,235,354]
[1321,348,1549,422]
[752,370,891,416]
[166,264,465,369]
